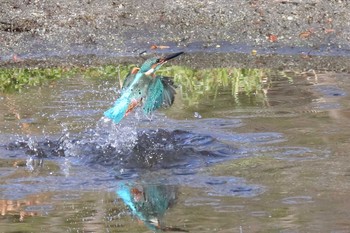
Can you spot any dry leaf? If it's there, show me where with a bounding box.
[12,54,20,62]
[150,45,170,50]
[324,28,335,34]
[299,30,312,39]
[300,53,312,60]
[267,34,278,42]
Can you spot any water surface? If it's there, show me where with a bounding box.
[1,67,350,232]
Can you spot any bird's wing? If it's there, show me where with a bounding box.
[142,77,164,115]
[160,76,177,107]
[104,70,145,124]
[121,67,139,91]
[142,76,176,115]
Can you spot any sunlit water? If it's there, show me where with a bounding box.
[1,69,350,232]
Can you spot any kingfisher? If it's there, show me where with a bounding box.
[116,182,188,232]
[104,52,183,124]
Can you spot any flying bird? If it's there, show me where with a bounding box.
[104,52,183,124]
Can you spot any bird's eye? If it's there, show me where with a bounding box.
[156,59,160,63]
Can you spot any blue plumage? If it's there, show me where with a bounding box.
[143,77,164,114]
[116,182,178,232]
[104,52,183,124]
[104,93,131,124]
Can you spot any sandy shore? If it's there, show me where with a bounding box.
[1,0,350,69]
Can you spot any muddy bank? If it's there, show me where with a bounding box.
[1,0,350,69]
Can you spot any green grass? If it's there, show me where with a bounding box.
[0,67,74,92]
[158,66,268,106]
[0,65,270,105]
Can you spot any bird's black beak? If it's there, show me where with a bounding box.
[163,52,184,62]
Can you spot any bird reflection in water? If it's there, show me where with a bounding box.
[116,182,188,232]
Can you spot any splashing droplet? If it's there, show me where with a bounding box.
[194,112,202,118]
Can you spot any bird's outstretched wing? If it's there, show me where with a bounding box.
[142,76,176,115]
[121,67,140,91]
[104,69,143,124]
[160,76,177,107]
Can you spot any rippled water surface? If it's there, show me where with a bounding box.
[1,68,350,232]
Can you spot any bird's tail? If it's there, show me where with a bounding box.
[104,94,131,124]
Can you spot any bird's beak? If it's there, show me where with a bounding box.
[146,52,184,75]
[159,52,184,64]
[163,52,184,62]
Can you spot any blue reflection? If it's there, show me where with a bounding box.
[116,182,187,232]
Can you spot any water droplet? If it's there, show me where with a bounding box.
[194,112,202,118]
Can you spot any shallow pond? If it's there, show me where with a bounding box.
[1,64,350,233]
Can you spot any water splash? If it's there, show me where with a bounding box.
[94,117,138,152]
[5,124,239,174]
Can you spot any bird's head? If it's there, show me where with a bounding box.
[140,52,183,76]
